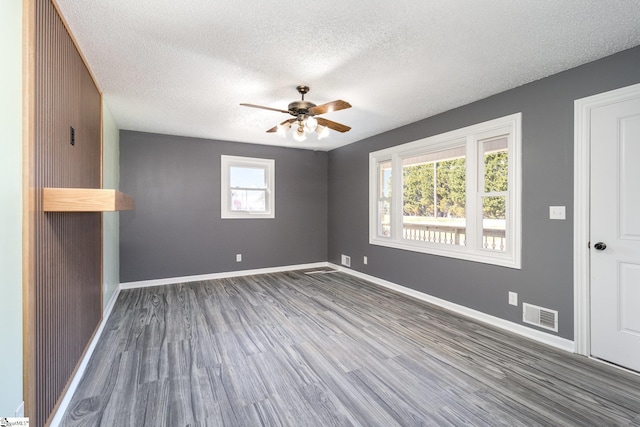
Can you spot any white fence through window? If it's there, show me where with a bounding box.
[402,223,505,251]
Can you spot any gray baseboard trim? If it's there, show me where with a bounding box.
[49,286,122,426]
[329,263,575,353]
[119,262,330,290]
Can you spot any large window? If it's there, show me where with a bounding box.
[369,113,521,268]
[221,155,274,219]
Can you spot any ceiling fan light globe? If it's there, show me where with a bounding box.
[317,125,329,140]
[305,116,318,132]
[293,129,306,142]
[276,123,288,137]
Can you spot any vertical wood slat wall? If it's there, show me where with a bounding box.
[26,1,103,425]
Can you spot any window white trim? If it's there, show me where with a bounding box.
[221,155,275,219]
[369,113,521,268]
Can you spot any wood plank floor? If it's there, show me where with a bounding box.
[61,270,640,426]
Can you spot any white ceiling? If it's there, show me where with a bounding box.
[55,0,640,151]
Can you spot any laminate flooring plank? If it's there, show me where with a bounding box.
[242,398,285,427]
[196,294,231,335]
[470,387,553,427]
[98,349,142,426]
[68,329,121,400]
[61,270,640,426]
[347,366,447,426]
[253,339,324,388]
[500,365,636,426]
[61,396,106,427]
[166,285,195,342]
[216,330,269,407]
[221,309,267,356]
[246,350,337,425]
[535,357,640,411]
[138,378,171,427]
[189,367,226,426]
[294,339,404,426]
[203,365,241,426]
[494,374,604,427]
[189,301,224,369]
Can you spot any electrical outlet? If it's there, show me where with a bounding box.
[549,206,566,220]
[236,254,242,262]
[341,254,351,267]
[363,256,368,265]
[509,291,518,306]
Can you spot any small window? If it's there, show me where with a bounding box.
[221,155,274,219]
[369,113,521,268]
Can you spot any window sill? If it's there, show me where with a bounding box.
[369,236,521,269]
[221,212,274,219]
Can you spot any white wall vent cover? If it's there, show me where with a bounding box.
[341,255,351,267]
[523,303,558,332]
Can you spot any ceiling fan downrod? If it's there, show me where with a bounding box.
[296,85,310,101]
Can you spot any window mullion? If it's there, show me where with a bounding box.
[465,135,478,251]
[391,154,403,241]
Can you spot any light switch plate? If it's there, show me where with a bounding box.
[549,206,566,220]
[509,291,518,306]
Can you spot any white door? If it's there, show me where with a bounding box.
[590,91,640,372]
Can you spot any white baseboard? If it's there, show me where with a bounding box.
[49,286,122,427]
[329,263,575,353]
[119,262,330,290]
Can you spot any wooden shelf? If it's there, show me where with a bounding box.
[43,188,135,212]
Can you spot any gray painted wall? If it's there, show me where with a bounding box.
[328,46,640,340]
[0,0,23,415]
[119,131,328,282]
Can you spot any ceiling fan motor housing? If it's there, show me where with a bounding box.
[288,100,316,117]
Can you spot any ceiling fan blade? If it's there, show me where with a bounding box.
[266,118,296,133]
[309,100,352,115]
[316,117,351,133]
[240,103,289,114]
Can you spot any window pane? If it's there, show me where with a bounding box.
[402,147,466,246]
[436,157,466,219]
[230,166,266,188]
[482,196,506,251]
[231,189,266,212]
[482,137,508,192]
[378,199,391,237]
[378,161,392,198]
[377,161,392,237]
[403,161,434,217]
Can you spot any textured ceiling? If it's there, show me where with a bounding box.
[55,0,640,151]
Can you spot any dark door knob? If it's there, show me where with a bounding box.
[594,242,607,251]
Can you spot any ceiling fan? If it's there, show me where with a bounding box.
[240,85,352,141]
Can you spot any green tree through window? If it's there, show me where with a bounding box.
[402,157,466,219]
[483,150,508,219]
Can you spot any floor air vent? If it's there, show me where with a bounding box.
[523,303,558,332]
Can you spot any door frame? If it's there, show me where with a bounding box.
[573,82,640,357]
